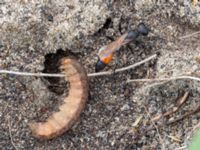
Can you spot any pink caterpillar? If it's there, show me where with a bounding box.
[29,58,89,139]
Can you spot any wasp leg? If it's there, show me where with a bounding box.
[111,50,121,75]
[111,65,117,75]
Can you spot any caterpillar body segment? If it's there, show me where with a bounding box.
[29,58,89,139]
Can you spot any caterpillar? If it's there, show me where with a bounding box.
[29,57,89,139]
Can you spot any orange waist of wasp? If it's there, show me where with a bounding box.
[100,54,113,64]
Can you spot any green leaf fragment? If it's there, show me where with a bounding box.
[189,129,200,150]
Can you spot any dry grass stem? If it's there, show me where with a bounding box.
[150,92,189,123]
[167,135,181,143]
[143,106,166,150]
[179,31,200,39]
[132,116,143,127]
[0,54,157,78]
[141,104,200,137]
[8,118,18,150]
[127,76,200,83]
[174,145,187,150]
[0,70,65,77]
[167,104,200,126]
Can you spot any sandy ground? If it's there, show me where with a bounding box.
[1,0,200,149]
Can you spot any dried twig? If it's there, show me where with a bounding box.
[175,145,187,150]
[8,118,18,150]
[167,104,200,125]
[0,54,157,78]
[149,92,189,123]
[132,115,143,127]
[127,76,200,83]
[179,31,200,39]
[137,104,200,138]
[0,70,64,77]
[143,106,166,150]
[167,135,181,143]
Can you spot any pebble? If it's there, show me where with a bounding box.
[120,104,130,111]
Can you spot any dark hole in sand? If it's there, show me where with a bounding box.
[95,17,113,34]
[42,49,77,95]
[34,49,79,122]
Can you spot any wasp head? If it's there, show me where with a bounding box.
[137,23,149,36]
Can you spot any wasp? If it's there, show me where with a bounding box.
[95,23,149,72]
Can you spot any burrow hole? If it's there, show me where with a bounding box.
[42,49,77,95]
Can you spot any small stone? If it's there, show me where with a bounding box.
[120,104,130,111]
[114,117,120,122]
[96,131,105,138]
[47,14,53,22]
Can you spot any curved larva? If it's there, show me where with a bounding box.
[29,58,89,139]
